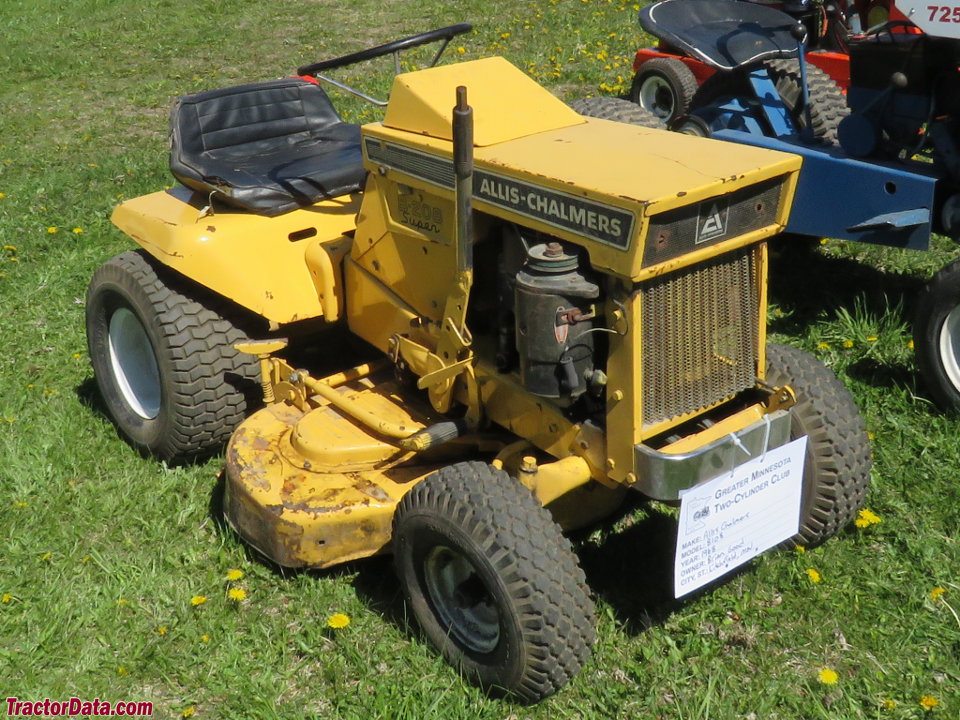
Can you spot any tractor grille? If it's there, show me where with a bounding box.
[640,245,760,428]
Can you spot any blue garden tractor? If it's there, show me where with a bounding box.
[639,0,960,411]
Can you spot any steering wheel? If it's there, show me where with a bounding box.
[298,23,472,75]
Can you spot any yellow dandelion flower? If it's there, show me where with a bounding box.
[200,634,210,643]
[47,226,57,234]
[820,237,829,244]
[843,340,854,348]
[225,568,244,581]
[855,508,882,528]
[73,352,82,359]
[9,257,18,263]
[817,668,839,685]
[868,431,875,440]
[117,666,128,676]
[40,552,52,562]
[806,568,822,584]
[182,706,195,718]
[862,508,881,523]
[500,32,511,39]
[817,341,831,350]
[327,612,351,629]
[883,698,896,710]
[157,626,167,636]
[81,555,90,564]
[795,545,806,554]
[919,695,939,711]
[190,595,207,606]
[72,227,83,234]
[456,46,465,54]
[227,587,247,602]
[0,192,5,198]
[116,598,128,606]
[2,593,12,603]
[907,339,915,350]
[2,245,15,252]
[929,586,946,600]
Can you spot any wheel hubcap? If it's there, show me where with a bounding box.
[108,307,161,419]
[938,304,960,395]
[424,545,500,654]
[639,75,675,119]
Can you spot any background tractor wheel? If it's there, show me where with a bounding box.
[393,461,595,703]
[913,258,960,412]
[629,57,698,123]
[764,343,872,547]
[86,250,260,463]
[688,59,846,143]
[570,96,665,129]
[671,114,713,137]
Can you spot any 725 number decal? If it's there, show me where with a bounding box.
[928,5,960,21]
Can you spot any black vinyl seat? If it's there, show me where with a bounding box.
[639,0,799,71]
[169,77,364,216]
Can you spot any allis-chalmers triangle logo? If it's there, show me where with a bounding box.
[697,199,730,244]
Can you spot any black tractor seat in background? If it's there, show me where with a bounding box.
[169,77,364,216]
[639,0,799,71]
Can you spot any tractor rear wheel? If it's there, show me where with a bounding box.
[630,57,698,123]
[570,96,665,129]
[392,461,595,703]
[86,250,260,463]
[687,59,846,144]
[913,258,960,412]
[764,344,871,547]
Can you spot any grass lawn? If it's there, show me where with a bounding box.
[0,0,957,718]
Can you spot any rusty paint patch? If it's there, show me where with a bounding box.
[351,475,392,503]
[250,433,273,452]
[263,503,285,518]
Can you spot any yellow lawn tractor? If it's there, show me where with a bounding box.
[85,25,871,702]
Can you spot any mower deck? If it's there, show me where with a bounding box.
[223,374,446,568]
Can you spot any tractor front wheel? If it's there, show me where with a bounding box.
[764,344,872,547]
[913,258,960,412]
[86,250,260,463]
[392,462,595,703]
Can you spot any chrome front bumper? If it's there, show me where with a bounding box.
[634,409,792,501]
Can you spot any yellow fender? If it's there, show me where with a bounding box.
[111,185,360,325]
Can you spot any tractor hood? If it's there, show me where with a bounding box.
[365,58,802,281]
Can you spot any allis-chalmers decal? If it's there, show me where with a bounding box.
[473,171,634,250]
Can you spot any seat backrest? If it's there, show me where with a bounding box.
[640,0,799,71]
[171,77,345,161]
